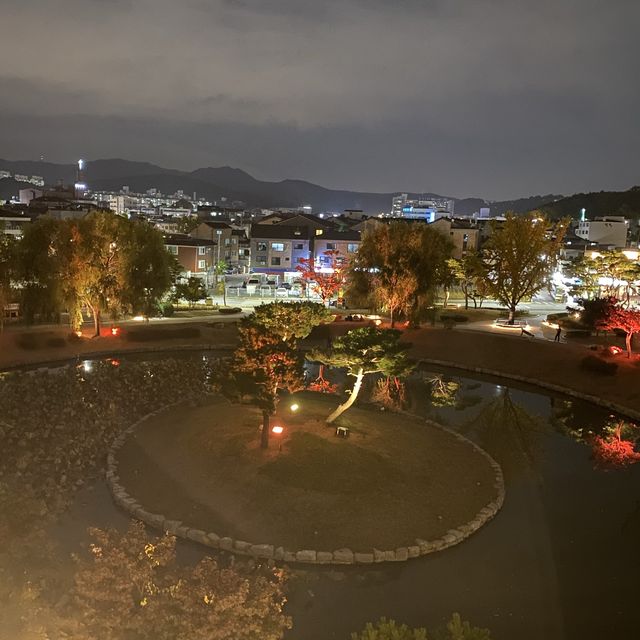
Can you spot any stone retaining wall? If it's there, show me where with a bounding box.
[106,405,505,566]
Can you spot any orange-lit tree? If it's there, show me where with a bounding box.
[597,302,640,358]
[223,320,303,449]
[296,250,345,306]
[65,521,291,640]
[221,302,329,448]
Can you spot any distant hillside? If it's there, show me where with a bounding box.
[538,187,640,219]
[0,157,563,215]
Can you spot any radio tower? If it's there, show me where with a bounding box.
[74,159,87,199]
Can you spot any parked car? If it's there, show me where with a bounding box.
[275,287,289,297]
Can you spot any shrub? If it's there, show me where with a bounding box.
[124,326,201,342]
[219,307,242,315]
[158,302,175,317]
[579,355,618,376]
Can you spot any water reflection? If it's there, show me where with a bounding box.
[3,352,640,640]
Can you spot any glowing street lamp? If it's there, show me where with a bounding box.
[272,425,284,435]
[290,403,299,412]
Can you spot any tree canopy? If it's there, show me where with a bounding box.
[309,326,414,423]
[15,212,178,334]
[251,301,333,342]
[482,213,568,322]
[297,249,345,305]
[222,302,329,447]
[597,301,640,357]
[348,221,452,325]
[52,521,291,640]
[0,231,16,331]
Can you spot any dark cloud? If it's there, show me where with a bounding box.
[0,0,638,198]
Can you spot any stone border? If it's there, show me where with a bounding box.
[417,358,640,423]
[106,404,505,566]
[0,343,237,373]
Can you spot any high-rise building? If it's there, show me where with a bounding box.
[391,193,454,222]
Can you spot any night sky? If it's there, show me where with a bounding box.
[1,0,638,199]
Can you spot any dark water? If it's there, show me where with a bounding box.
[43,354,640,639]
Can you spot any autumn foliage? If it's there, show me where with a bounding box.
[296,250,345,305]
[60,521,291,640]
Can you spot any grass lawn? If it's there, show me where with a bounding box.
[116,392,497,552]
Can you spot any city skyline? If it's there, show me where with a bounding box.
[0,1,639,199]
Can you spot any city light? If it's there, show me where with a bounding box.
[290,403,299,412]
[272,425,284,434]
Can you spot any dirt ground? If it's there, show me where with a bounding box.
[116,393,496,551]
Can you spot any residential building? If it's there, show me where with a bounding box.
[190,221,234,264]
[575,216,628,248]
[249,224,314,274]
[163,234,216,282]
[430,218,480,259]
[0,209,32,237]
[312,228,361,267]
[19,188,43,205]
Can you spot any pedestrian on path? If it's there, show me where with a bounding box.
[554,325,562,342]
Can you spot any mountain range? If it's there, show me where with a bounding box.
[1,157,636,219]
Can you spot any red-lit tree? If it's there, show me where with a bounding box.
[296,250,345,306]
[597,301,640,358]
[590,419,640,469]
[222,320,304,449]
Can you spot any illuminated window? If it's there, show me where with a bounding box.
[347,243,358,253]
[271,242,285,251]
[198,246,207,255]
[167,245,178,254]
[198,260,206,270]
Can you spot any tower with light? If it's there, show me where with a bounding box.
[74,159,87,198]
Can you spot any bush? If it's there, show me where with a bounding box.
[158,302,175,318]
[579,355,618,376]
[124,326,201,342]
[219,307,242,315]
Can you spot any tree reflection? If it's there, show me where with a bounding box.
[462,387,548,476]
[553,400,640,470]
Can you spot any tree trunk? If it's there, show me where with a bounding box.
[626,332,632,359]
[222,277,227,307]
[390,307,395,328]
[261,411,270,449]
[443,289,450,309]
[91,307,101,338]
[326,367,364,424]
[508,306,516,324]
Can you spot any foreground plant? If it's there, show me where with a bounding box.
[351,613,492,640]
[29,521,291,640]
